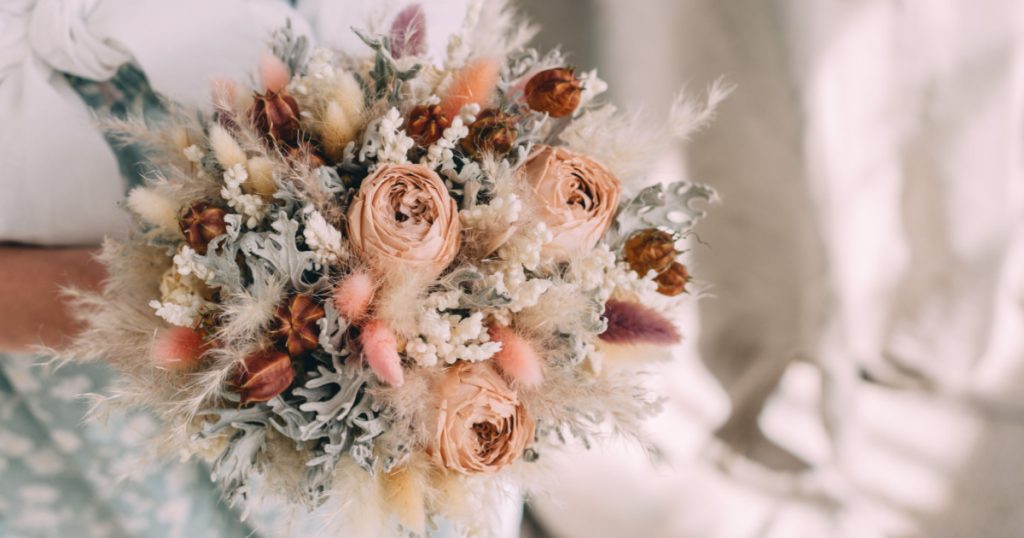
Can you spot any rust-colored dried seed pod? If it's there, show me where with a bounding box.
[461,109,517,156]
[234,348,294,404]
[250,90,301,146]
[524,68,582,118]
[623,229,677,277]
[272,294,326,357]
[179,202,227,255]
[407,104,451,146]
[655,262,690,296]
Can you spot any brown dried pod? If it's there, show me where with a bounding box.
[272,294,326,357]
[179,202,227,255]
[234,348,294,404]
[623,229,677,277]
[524,68,582,118]
[461,109,517,156]
[250,90,301,146]
[407,104,451,146]
[655,261,690,296]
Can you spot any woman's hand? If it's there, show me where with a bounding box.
[0,245,105,353]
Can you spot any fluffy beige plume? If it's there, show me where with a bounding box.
[127,186,179,230]
[318,459,389,538]
[319,72,364,162]
[209,124,246,168]
[245,156,277,197]
[381,454,432,535]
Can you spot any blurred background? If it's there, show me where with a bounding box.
[503,1,1024,536]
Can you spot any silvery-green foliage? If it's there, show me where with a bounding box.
[270,20,310,76]
[609,181,716,246]
[212,423,267,507]
[353,30,422,105]
[201,236,245,290]
[267,396,316,446]
[317,302,349,357]
[239,212,319,291]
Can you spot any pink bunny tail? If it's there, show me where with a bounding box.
[333,270,376,322]
[489,325,543,387]
[361,320,405,387]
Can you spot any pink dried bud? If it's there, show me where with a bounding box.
[488,325,543,387]
[151,327,207,371]
[360,319,404,387]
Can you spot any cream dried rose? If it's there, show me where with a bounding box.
[428,361,535,474]
[347,164,461,277]
[521,145,622,261]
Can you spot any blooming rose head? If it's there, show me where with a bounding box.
[428,361,535,474]
[347,164,461,277]
[521,145,622,261]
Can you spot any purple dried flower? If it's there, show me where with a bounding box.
[390,4,427,59]
[600,300,681,346]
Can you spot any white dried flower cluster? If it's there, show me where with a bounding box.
[483,222,557,324]
[406,290,502,367]
[569,244,618,302]
[149,265,210,327]
[302,206,346,269]
[421,117,468,171]
[460,192,522,235]
[173,245,213,282]
[220,164,266,228]
[359,108,415,167]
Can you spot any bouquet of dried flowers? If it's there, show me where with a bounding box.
[62,2,727,535]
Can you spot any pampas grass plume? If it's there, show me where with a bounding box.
[209,124,246,169]
[440,56,500,119]
[333,270,375,322]
[361,319,404,387]
[489,325,543,387]
[151,327,206,371]
[210,76,238,111]
[260,52,290,93]
[127,186,179,230]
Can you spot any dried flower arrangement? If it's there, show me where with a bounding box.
[61,2,728,535]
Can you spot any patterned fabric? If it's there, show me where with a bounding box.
[0,66,258,538]
[64,64,164,188]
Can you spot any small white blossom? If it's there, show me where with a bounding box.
[406,295,503,366]
[302,206,345,269]
[421,116,468,171]
[173,245,212,282]
[183,144,204,163]
[220,163,266,228]
[150,265,210,326]
[359,108,415,167]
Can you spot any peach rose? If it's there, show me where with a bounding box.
[347,164,461,277]
[521,145,622,261]
[428,361,535,474]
